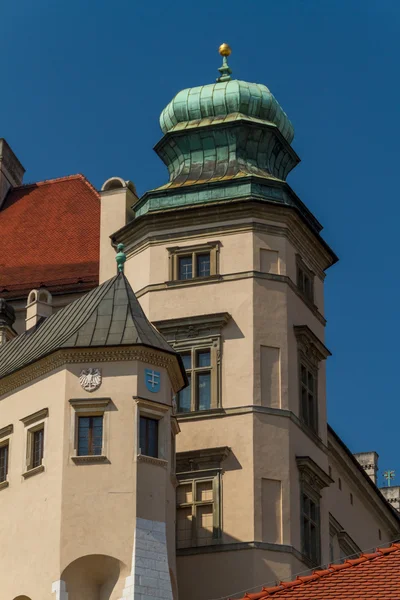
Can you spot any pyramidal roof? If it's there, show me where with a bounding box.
[0,272,177,380]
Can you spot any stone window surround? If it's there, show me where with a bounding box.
[69,398,110,464]
[135,397,169,468]
[294,326,331,435]
[20,408,48,479]
[297,456,332,566]
[0,424,13,491]
[167,241,220,282]
[176,447,230,548]
[154,313,231,414]
[329,513,360,561]
[296,254,315,304]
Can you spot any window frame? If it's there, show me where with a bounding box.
[176,473,221,549]
[69,398,110,464]
[77,415,104,457]
[135,397,169,466]
[177,345,216,413]
[0,424,12,490]
[21,408,48,478]
[139,415,159,458]
[168,242,220,283]
[299,359,318,433]
[0,441,9,485]
[296,255,315,304]
[301,487,321,564]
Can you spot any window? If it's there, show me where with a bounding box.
[177,348,212,412]
[0,443,8,483]
[300,362,317,431]
[294,326,330,436]
[78,416,103,456]
[176,478,216,548]
[296,256,314,303]
[168,242,219,282]
[301,491,320,564]
[69,398,110,463]
[31,427,44,468]
[139,416,158,458]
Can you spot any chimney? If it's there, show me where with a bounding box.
[354,451,379,485]
[0,299,17,346]
[0,139,25,209]
[99,177,137,284]
[25,288,53,330]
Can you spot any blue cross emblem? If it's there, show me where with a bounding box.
[145,369,160,393]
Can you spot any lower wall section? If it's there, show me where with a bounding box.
[121,517,173,600]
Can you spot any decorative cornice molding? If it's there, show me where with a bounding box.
[0,424,13,439]
[176,540,305,564]
[296,456,333,494]
[137,454,168,469]
[0,480,9,491]
[177,446,231,473]
[0,346,184,398]
[20,408,48,427]
[294,325,331,364]
[154,312,232,341]
[69,398,110,412]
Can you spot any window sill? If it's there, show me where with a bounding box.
[137,454,168,469]
[0,480,9,491]
[22,465,45,479]
[176,408,223,419]
[71,455,109,464]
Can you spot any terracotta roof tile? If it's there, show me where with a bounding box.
[234,544,400,599]
[0,174,100,299]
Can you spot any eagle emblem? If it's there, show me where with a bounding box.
[79,368,102,392]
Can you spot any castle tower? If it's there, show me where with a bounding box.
[110,45,340,599]
[0,248,186,600]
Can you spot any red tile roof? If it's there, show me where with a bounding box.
[0,174,100,299]
[235,544,400,599]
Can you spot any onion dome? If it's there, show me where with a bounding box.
[159,44,294,144]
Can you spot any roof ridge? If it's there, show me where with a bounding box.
[13,173,99,196]
[237,543,400,598]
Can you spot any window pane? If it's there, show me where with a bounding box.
[196,350,211,368]
[196,504,214,545]
[0,445,8,483]
[303,517,310,554]
[301,365,307,385]
[140,416,158,458]
[197,372,211,411]
[196,253,211,278]
[177,374,191,412]
[178,256,193,280]
[32,429,44,468]
[177,507,192,549]
[308,371,314,391]
[181,353,192,370]
[196,480,213,502]
[92,416,103,455]
[177,483,193,505]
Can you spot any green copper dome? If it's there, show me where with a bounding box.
[159,79,294,144]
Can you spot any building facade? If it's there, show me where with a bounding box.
[0,46,398,600]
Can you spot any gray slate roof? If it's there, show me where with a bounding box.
[0,273,177,380]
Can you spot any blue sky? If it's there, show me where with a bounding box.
[2,0,399,486]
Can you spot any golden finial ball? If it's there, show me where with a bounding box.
[219,43,232,57]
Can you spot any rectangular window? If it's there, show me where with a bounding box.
[177,348,212,412]
[302,492,320,564]
[168,243,219,282]
[0,444,8,483]
[300,363,318,432]
[296,256,314,303]
[78,416,103,456]
[31,427,44,469]
[176,478,217,548]
[139,416,158,458]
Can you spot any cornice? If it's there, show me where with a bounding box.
[294,325,331,362]
[0,346,184,398]
[141,272,326,326]
[137,454,168,469]
[176,446,230,473]
[0,424,13,439]
[20,407,49,427]
[113,199,337,278]
[296,456,333,494]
